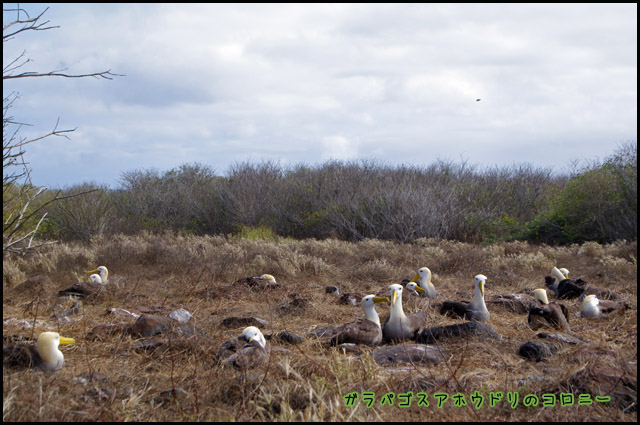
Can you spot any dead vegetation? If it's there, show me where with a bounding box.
[3,234,637,421]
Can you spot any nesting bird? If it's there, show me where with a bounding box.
[3,332,75,371]
[440,274,490,321]
[326,294,389,347]
[58,273,105,299]
[231,273,281,291]
[580,295,630,318]
[217,326,269,369]
[382,283,427,342]
[87,266,109,284]
[527,288,570,331]
[546,267,616,300]
[408,267,437,298]
[544,267,568,298]
[259,274,278,286]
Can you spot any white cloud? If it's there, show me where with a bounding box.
[321,136,359,160]
[3,3,636,187]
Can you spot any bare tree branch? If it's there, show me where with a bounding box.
[3,4,121,253]
[4,69,124,80]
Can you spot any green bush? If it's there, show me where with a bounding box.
[522,142,636,244]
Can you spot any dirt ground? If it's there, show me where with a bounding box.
[3,235,637,421]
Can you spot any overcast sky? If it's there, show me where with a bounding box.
[3,3,637,188]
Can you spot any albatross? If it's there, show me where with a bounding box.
[544,266,568,297]
[58,273,105,298]
[3,332,75,371]
[408,267,437,298]
[580,295,630,318]
[217,326,269,369]
[87,266,109,283]
[527,288,570,331]
[326,294,389,347]
[259,274,278,285]
[382,283,427,342]
[546,267,616,300]
[440,274,490,321]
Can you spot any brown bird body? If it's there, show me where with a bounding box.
[217,326,269,369]
[440,275,490,322]
[127,315,174,337]
[327,295,389,346]
[527,288,570,331]
[58,274,104,298]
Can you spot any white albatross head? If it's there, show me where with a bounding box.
[241,326,266,349]
[87,266,108,283]
[259,274,277,285]
[37,331,75,371]
[533,288,550,305]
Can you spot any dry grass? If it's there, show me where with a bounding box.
[3,235,637,421]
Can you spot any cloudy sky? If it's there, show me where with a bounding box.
[3,3,637,188]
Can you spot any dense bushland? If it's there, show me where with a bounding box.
[37,142,636,244]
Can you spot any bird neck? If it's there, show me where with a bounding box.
[363,305,381,326]
[470,285,487,310]
[419,274,434,289]
[582,300,600,317]
[422,281,436,297]
[254,334,266,349]
[390,297,407,321]
[38,344,64,370]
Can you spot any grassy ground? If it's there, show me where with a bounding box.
[3,233,637,421]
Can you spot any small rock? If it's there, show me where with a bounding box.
[221,316,269,328]
[325,286,340,295]
[339,293,362,306]
[278,296,310,313]
[128,315,173,337]
[132,337,169,352]
[373,344,446,366]
[416,322,500,344]
[536,332,586,345]
[155,388,187,404]
[556,365,637,412]
[275,331,304,345]
[336,343,365,355]
[168,308,192,323]
[87,323,129,341]
[305,326,336,338]
[518,340,558,362]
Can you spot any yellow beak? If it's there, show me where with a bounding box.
[87,268,98,274]
[414,286,427,294]
[409,273,420,283]
[392,290,398,308]
[59,336,75,345]
[480,281,485,297]
[372,296,390,304]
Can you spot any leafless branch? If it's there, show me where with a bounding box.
[3,4,121,253]
[4,69,124,80]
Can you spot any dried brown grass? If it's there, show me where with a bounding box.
[3,235,637,421]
